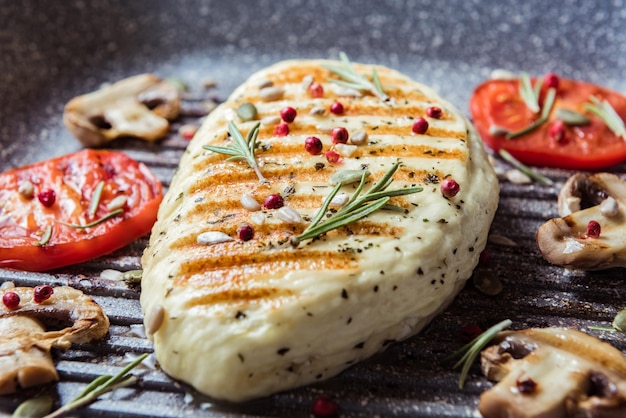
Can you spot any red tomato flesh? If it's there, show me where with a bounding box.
[470,77,626,170]
[0,149,162,271]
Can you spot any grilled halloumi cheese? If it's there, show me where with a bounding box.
[141,59,499,401]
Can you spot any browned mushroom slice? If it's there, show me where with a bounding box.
[479,328,626,418]
[537,172,626,270]
[63,74,181,147]
[0,286,110,394]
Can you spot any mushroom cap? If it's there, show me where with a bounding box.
[0,286,110,393]
[63,74,181,147]
[537,172,626,270]
[479,327,626,418]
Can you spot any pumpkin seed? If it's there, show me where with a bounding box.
[473,269,503,296]
[329,169,371,186]
[259,86,285,101]
[612,308,626,332]
[349,129,368,145]
[12,395,53,417]
[237,102,258,121]
[197,231,234,245]
[122,269,143,283]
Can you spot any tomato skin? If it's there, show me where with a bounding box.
[470,77,626,170]
[0,149,162,271]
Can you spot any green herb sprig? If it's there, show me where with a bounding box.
[203,121,267,183]
[88,181,105,218]
[39,353,149,418]
[322,52,389,102]
[498,149,554,185]
[584,95,626,139]
[290,162,422,247]
[443,319,512,389]
[36,224,53,246]
[506,87,556,139]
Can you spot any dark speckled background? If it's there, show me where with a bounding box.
[1,1,626,417]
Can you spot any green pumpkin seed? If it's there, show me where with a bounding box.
[612,308,626,332]
[329,170,371,186]
[122,269,143,284]
[237,103,258,122]
[555,108,590,126]
[12,395,53,417]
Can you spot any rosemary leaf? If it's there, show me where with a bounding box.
[506,87,556,139]
[56,209,124,229]
[519,73,540,113]
[583,95,626,139]
[323,52,389,101]
[443,319,512,389]
[36,224,53,246]
[498,149,554,185]
[291,162,422,247]
[88,181,105,217]
[43,353,148,418]
[203,122,267,183]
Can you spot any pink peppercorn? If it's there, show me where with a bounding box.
[37,189,56,207]
[237,223,254,241]
[312,395,339,417]
[549,120,566,142]
[459,324,483,343]
[478,250,490,268]
[586,220,601,238]
[441,178,460,198]
[305,136,323,155]
[325,150,341,164]
[33,285,54,303]
[263,194,284,210]
[2,291,20,310]
[330,101,344,115]
[308,82,324,98]
[412,117,429,134]
[331,127,349,144]
[516,376,538,394]
[273,122,289,137]
[427,106,443,119]
[280,107,297,123]
[544,72,560,89]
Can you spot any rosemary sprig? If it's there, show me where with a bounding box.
[21,353,149,418]
[583,95,626,139]
[322,52,389,101]
[443,319,512,389]
[56,208,124,229]
[506,87,556,139]
[203,121,267,183]
[290,162,422,247]
[518,72,542,113]
[498,149,554,185]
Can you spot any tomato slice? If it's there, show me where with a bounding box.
[0,149,162,271]
[470,76,626,170]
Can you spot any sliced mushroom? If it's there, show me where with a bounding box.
[0,286,110,394]
[479,327,626,418]
[64,74,180,147]
[537,172,626,270]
